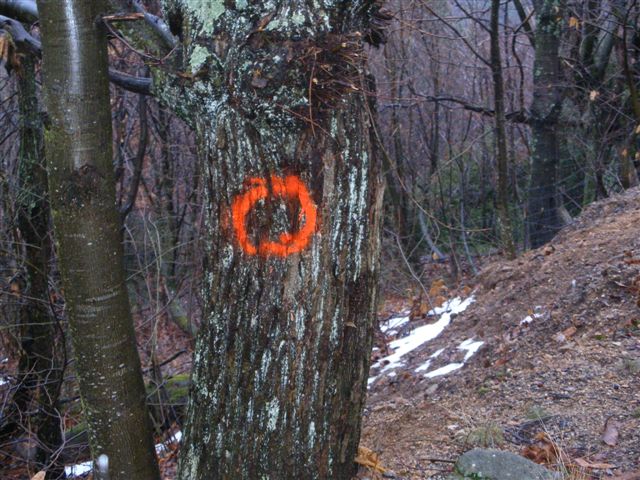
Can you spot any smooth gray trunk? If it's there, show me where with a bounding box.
[36,1,160,478]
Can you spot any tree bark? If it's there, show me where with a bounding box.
[11,54,66,479]
[490,0,516,258]
[526,0,564,248]
[36,1,159,478]
[151,2,383,479]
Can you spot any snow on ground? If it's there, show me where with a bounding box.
[414,348,445,373]
[423,338,484,378]
[65,461,93,477]
[520,306,544,325]
[369,296,475,385]
[379,313,410,334]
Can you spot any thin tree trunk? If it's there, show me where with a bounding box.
[527,0,564,248]
[151,2,384,479]
[490,0,516,258]
[36,1,159,478]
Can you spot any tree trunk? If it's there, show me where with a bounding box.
[13,54,66,479]
[490,0,516,258]
[36,1,159,478]
[152,2,384,479]
[527,0,564,248]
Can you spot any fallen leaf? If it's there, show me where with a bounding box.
[602,417,620,446]
[562,326,577,339]
[31,472,46,480]
[428,278,448,298]
[355,446,387,473]
[522,432,569,465]
[574,457,616,469]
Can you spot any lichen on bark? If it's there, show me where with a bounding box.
[154,1,384,479]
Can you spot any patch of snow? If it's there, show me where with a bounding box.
[0,377,8,386]
[415,348,446,372]
[380,314,410,333]
[431,348,445,358]
[423,337,484,378]
[458,339,484,361]
[520,307,544,325]
[65,460,92,477]
[156,430,183,453]
[415,360,432,373]
[370,296,475,375]
[426,362,463,378]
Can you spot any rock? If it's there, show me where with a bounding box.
[448,448,560,480]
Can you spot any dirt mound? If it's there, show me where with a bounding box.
[361,188,640,479]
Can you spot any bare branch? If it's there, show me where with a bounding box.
[0,0,38,23]
[0,12,152,95]
[513,0,536,48]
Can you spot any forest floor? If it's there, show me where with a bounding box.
[2,189,640,480]
[359,188,640,479]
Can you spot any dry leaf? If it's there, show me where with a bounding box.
[562,326,577,339]
[569,16,580,29]
[256,13,275,31]
[31,472,46,480]
[522,432,569,465]
[355,446,387,473]
[602,417,620,446]
[574,457,616,469]
[590,90,600,101]
[428,278,448,298]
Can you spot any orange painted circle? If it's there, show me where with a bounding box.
[231,175,318,257]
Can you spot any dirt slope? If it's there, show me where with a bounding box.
[361,188,640,479]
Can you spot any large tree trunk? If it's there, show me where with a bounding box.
[153,2,384,479]
[526,0,564,248]
[36,1,159,478]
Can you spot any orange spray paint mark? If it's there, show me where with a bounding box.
[231,175,318,257]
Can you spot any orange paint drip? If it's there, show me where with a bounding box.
[231,175,318,257]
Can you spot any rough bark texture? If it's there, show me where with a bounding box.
[154,1,383,478]
[12,55,66,479]
[36,1,160,478]
[490,0,516,258]
[527,0,563,249]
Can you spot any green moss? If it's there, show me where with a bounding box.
[465,423,505,448]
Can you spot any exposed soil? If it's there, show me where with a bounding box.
[3,190,640,480]
[359,188,640,479]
